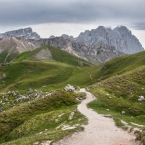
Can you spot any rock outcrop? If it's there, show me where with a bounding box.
[61,34,75,41]
[0,37,40,63]
[35,48,52,60]
[38,37,124,64]
[76,26,144,54]
[0,28,40,40]
[0,36,124,64]
[1,26,142,64]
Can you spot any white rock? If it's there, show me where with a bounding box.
[138,96,145,102]
[64,84,75,91]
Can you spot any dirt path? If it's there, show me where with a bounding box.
[77,67,96,82]
[53,89,139,145]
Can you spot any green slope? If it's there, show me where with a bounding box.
[0,90,87,144]
[87,51,145,143]
[1,45,145,144]
[14,46,92,66]
[100,50,145,79]
[0,46,94,92]
[0,50,18,63]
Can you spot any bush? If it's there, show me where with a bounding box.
[73,92,86,100]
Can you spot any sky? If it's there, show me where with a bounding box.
[0,0,145,48]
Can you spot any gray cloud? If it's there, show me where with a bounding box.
[132,23,145,30]
[0,0,145,29]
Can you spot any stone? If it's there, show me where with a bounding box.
[27,88,33,94]
[2,73,6,78]
[64,84,75,91]
[138,96,145,102]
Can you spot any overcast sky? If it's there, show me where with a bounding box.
[0,0,145,47]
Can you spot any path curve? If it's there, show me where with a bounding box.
[53,89,139,145]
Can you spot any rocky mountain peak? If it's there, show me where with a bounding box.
[0,28,40,40]
[76,26,144,54]
[61,34,75,41]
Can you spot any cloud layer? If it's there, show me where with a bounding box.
[0,0,145,29]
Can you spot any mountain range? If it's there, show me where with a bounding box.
[0,28,40,40]
[0,26,145,145]
[0,26,144,64]
[62,26,144,54]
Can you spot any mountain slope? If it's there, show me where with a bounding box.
[14,45,92,66]
[38,37,124,65]
[87,50,145,143]
[0,44,145,144]
[0,46,93,92]
[0,36,124,65]
[0,37,40,63]
[76,26,144,54]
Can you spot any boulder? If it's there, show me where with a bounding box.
[27,88,33,94]
[138,96,145,102]
[64,84,75,91]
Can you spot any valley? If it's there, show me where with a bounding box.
[0,27,145,145]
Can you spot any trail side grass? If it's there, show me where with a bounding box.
[0,90,87,145]
[88,65,145,144]
[1,46,145,144]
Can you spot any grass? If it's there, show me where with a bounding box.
[0,61,75,92]
[0,90,87,144]
[85,51,145,143]
[0,51,18,63]
[1,46,145,144]
[14,46,92,67]
[100,50,145,79]
[87,66,145,143]
[0,46,94,92]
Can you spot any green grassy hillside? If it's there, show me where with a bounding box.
[0,46,94,92]
[14,46,92,66]
[100,50,145,79]
[1,45,145,144]
[0,90,87,144]
[0,50,18,63]
[87,51,145,144]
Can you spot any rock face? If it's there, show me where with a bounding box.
[0,37,40,63]
[76,26,144,54]
[0,35,124,64]
[35,48,52,60]
[1,26,141,64]
[0,28,40,40]
[0,37,39,53]
[38,37,124,64]
[61,34,75,41]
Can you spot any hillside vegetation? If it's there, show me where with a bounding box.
[88,50,145,144]
[0,90,87,144]
[0,46,93,92]
[1,45,145,144]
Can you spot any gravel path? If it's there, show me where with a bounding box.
[53,89,139,145]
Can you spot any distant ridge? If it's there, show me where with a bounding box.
[0,28,40,40]
[62,26,144,54]
[0,26,143,64]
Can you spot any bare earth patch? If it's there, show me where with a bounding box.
[53,88,140,145]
